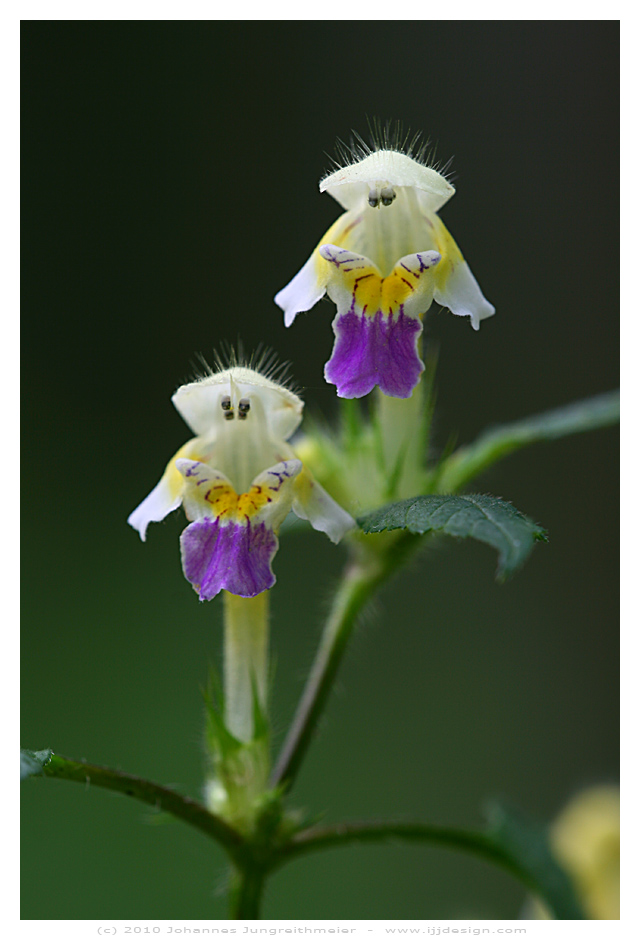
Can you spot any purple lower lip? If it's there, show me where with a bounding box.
[180,517,278,599]
[324,307,424,399]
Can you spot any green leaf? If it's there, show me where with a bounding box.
[437,390,619,493]
[21,748,53,780]
[358,494,547,579]
[486,801,585,919]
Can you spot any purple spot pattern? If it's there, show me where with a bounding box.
[324,308,423,399]
[180,517,278,600]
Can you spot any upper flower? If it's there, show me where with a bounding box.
[275,140,495,399]
[128,364,355,599]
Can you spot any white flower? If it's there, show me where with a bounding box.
[275,140,495,399]
[128,364,354,598]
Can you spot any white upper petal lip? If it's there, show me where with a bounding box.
[172,366,303,441]
[275,146,494,339]
[320,150,455,213]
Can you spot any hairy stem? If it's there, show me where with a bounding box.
[273,821,584,920]
[229,863,268,919]
[33,752,244,863]
[279,820,524,870]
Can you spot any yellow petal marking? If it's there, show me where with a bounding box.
[292,465,315,506]
[200,481,274,523]
[312,213,365,291]
[430,214,465,291]
[164,440,204,501]
[322,248,422,318]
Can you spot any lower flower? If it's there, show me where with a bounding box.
[128,364,355,599]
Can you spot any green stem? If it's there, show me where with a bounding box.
[223,591,269,743]
[279,820,525,871]
[229,863,268,919]
[273,821,583,920]
[35,752,244,863]
[271,535,419,792]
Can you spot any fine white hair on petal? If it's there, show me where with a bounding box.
[327,121,454,185]
[191,344,299,398]
[320,123,455,213]
[321,150,455,213]
[172,365,304,440]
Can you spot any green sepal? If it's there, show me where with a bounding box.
[203,668,243,761]
[202,667,272,836]
[250,672,270,745]
[358,493,547,580]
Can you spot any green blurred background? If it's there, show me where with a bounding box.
[21,21,619,919]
